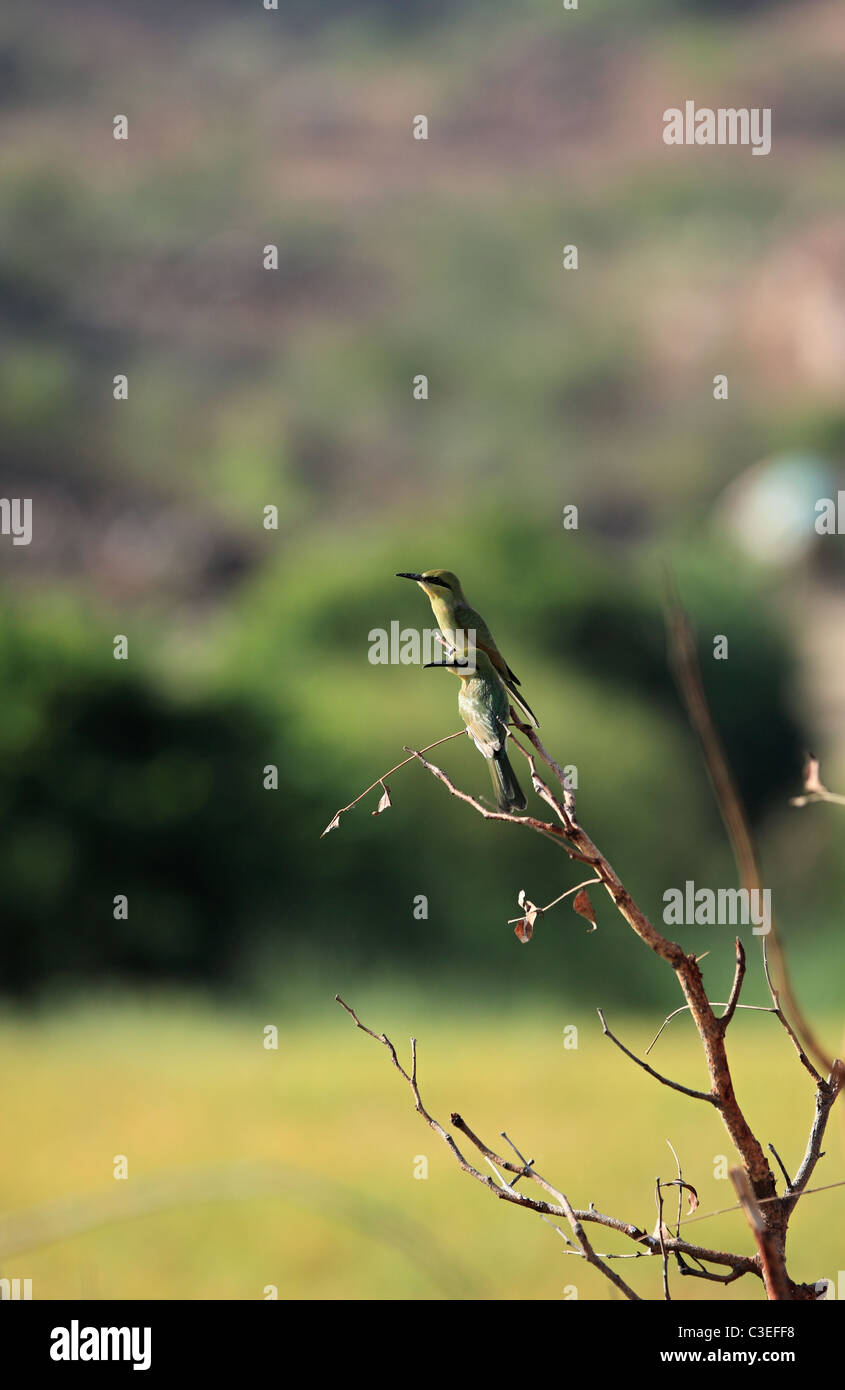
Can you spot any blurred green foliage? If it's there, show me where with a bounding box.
[0,603,309,994]
[0,517,817,1008]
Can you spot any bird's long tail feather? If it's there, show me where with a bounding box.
[489,746,527,813]
[504,680,539,728]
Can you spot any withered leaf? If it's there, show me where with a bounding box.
[373,783,392,816]
[321,813,342,838]
[513,893,541,942]
[573,888,597,932]
[663,1178,700,1214]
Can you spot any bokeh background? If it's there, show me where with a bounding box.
[1,0,844,1299]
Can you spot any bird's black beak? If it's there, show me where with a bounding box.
[396,572,452,589]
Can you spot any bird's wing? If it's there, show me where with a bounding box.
[455,604,497,653]
[478,639,511,681]
[459,687,505,758]
[454,601,523,688]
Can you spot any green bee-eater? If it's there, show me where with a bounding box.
[424,648,527,813]
[396,569,539,727]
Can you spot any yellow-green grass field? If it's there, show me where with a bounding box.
[2,996,842,1301]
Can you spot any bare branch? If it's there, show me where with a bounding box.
[506,877,602,928]
[405,746,568,846]
[791,790,845,808]
[761,939,823,1085]
[676,1263,748,1286]
[449,1114,641,1300]
[768,1143,792,1193]
[597,1009,715,1103]
[511,712,578,823]
[665,578,832,1076]
[720,938,746,1033]
[790,754,845,808]
[336,994,778,1296]
[559,1239,758,1284]
[666,1140,685,1240]
[655,1178,670,1301]
[646,1000,773,1055]
[680,1175,845,1228]
[782,1060,845,1219]
[498,1132,535,1190]
[321,729,466,835]
[730,1168,792,1301]
[336,996,641,1298]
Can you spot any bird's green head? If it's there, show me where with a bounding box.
[395,569,465,603]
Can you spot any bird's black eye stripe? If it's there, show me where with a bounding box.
[424,576,451,589]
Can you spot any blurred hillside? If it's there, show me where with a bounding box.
[1,0,844,1008]
[4,0,845,574]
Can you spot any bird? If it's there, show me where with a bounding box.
[396,569,539,726]
[424,647,527,813]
